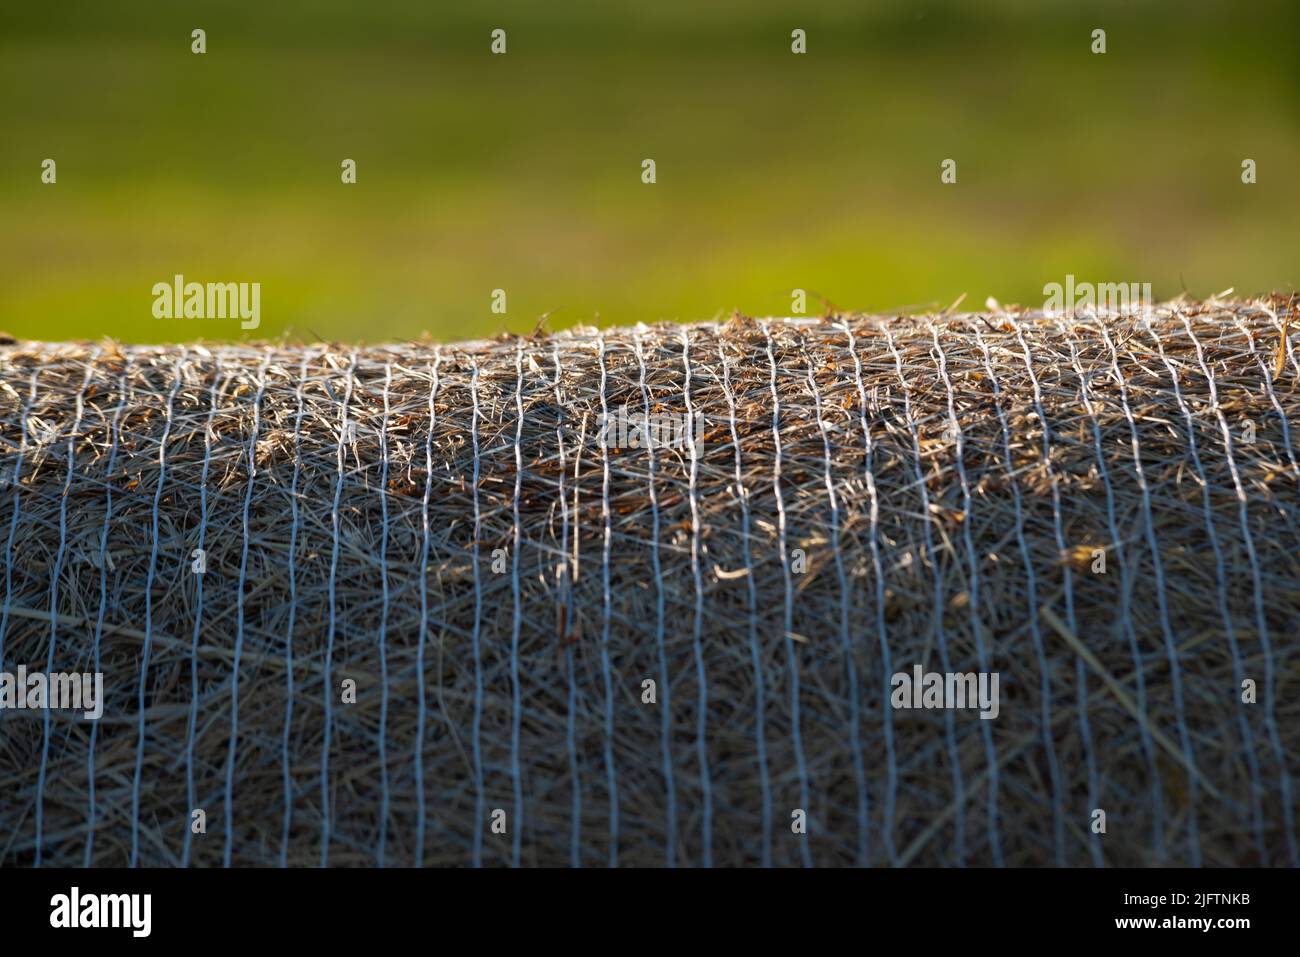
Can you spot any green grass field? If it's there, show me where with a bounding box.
[2,0,1296,343]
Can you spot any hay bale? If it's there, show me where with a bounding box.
[1,298,1297,867]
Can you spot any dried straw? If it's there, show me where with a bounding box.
[1,296,1297,867]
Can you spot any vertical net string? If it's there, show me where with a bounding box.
[132,352,186,868]
[184,357,222,867]
[762,321,812,868]
[714,336,772,866]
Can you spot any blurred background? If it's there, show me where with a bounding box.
[1,0,1296,343]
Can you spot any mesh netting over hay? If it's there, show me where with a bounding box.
[1,297,1298,868]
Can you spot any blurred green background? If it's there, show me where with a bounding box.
[1,0,1296,343]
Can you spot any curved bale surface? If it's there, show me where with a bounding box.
[1,299,1298,867]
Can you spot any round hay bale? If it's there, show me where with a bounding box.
[0,298,1297,867]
